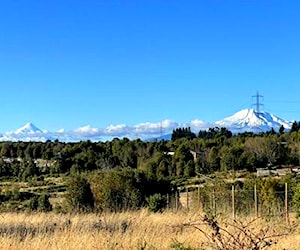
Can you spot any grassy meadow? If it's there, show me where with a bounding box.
[0,210,298,250]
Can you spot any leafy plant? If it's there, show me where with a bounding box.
[146,193,166,212]
[29,195,39,211]
[65,174,94,212]
[38,193,52,212]
[293,183,300,218]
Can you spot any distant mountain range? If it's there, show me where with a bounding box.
[0,109,294,142]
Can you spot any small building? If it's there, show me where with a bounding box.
[274,168,292,176]
[165,151,175,156]
[256,168,272,177]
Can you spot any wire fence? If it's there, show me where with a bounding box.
[170,184,296,223]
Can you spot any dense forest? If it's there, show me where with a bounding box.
[0,121,300,213]
[1,123,300,180]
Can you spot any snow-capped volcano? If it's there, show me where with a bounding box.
[14,122,43,134]
[0,123,54,142]
[215,109,292,133]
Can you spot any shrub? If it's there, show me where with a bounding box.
[90,168,174,212]
[293,183,300,218]
[65,174,94,212]
[147,193,167,212]
[29,195,39,211]
[38,194,52,212]
[90,169,143,212]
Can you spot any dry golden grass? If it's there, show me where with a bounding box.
[0,210,298,250]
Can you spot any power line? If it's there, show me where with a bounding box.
[160,121,163,138]
[268,100,300,104]
[264,108,300,114]
[232,101,252,112]
[252,91,264,113]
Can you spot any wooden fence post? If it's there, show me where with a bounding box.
[198,185,200,209]
[167,193,169,209]
[175,191,178,211]
[186,187,189,211]
[232,185,235,220]
[213,188,216,217]
[254,184,258,218]
[285,183,289,225]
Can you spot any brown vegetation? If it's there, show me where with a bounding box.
[0,210,298,250]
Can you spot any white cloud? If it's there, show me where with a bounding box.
[74,125,100,135]
[190,119,214,131]
[0,118,214,142]
[57,128,65,133]
[133,120,178,135]
[103,124,129,136]
[66,120,180,140]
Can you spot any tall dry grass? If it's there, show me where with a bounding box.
[0,210,298,249]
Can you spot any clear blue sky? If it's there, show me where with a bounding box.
[1,0,300,132]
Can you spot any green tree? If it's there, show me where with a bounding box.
[29,195,39,211]
[91,169,142,212]
[90,168,173,212]
[279,125,285,135]
[220,145,245,171]
[260,178,284,216]
[184,160,195,177]
[195,156,211,174]
[289,141,300,165]
[156,159,170,179]
[172,144,194,177]
[21,160,39,181]
[65,174,94,212]
[0,143,11,158]
[206,146,221,172]
[172,127,196,140]
[38,194,52,212]
[244,137,278,167]
[290,121,300,133]
[146,193,167,212]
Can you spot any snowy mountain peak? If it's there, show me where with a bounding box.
[215,108,292,133]
[15,122,42,134]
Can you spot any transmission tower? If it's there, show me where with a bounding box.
[252,91,264,114]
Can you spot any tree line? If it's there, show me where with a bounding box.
[0,123,300,181]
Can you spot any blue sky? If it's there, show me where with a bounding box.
[1,0,300,133]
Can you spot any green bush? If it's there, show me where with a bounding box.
[29,195,39,211]
[293,183,300,218]
[90,169,143,212]
[90,168,174,212]
[146,193,167,212]
[65,174,94,212]
[38,194,52,212]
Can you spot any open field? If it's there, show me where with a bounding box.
[0,210,299,250]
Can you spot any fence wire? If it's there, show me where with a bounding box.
[176,184,296,221]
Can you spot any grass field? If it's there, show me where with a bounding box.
[0,210,298,250]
